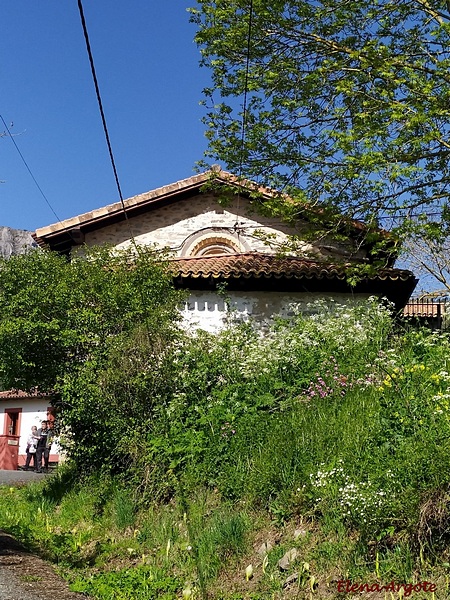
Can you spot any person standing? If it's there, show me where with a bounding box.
[24,425,39,471]
[36,420,50,473]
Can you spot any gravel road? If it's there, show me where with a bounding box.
[0,469,48,486]
[0,531,88,600]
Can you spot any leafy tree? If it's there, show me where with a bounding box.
[0,246,184,474]
[191,0,450,231]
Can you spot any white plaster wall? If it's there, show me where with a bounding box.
[181,291,371,333]
[0,399,60,457]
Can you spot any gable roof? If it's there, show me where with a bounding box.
[32,170,416,308]
[33,170,273,251]
[33,168,369,254]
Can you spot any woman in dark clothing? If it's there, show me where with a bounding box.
[35,420,51,473]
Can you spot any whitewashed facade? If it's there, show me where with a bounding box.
[0,392,60,469]
[180,290,373,333]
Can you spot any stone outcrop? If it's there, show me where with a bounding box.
[0,227,37,259]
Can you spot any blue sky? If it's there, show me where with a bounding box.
[1,2,214,231]
[0,2,439,293]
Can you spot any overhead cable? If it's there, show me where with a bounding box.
[77,0,135,236]
[0,114,63,225]
[234,0,254,231]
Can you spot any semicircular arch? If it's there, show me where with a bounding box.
[180,228,251,257]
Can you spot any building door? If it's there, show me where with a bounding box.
[0,408,22,470]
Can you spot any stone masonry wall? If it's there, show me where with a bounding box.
[84,194,365,260]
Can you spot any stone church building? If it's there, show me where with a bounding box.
[33,168,416,331]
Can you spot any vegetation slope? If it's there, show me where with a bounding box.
[1,294,450,599]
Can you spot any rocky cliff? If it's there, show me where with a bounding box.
[0,227,38,259]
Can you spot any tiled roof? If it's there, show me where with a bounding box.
[403,301,448,317]
[169,253,414,282]
[0,389,47,399]
[33,168,370,248]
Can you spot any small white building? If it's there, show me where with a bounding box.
[0,390,59,470]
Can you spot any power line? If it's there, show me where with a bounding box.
[237,0,254,183]
[0,114,63,224]
[76,0,134,234]
[234,0,254,231]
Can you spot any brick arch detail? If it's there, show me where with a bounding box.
[180,228,251,257]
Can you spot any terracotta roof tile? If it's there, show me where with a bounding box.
[169,253,414,282]
[403,302,448,317]
[0,389,47,399]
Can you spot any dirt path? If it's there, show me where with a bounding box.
[0,471,90,599]
[0,530,89,600]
